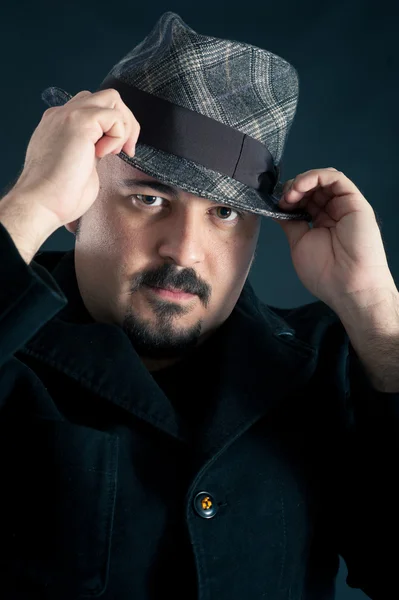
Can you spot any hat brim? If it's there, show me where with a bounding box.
[41,86,312,222]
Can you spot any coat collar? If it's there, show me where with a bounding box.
[20,249,321,457]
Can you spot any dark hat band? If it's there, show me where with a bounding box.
[97,74,279,196]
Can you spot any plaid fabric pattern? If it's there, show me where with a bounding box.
[41,11,311,221]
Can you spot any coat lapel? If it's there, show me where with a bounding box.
[191,282,319,458]
[19,249,319,456]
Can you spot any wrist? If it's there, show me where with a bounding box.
[336,288,399,339]
[0,189,60,264]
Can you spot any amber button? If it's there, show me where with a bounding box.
[193,491,218,519]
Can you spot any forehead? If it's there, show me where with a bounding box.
[126,165,159,183]
[109,160,206,202]
[109,159,178,190]
[109,160,158,183]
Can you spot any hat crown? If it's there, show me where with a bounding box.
[102,11,299,166]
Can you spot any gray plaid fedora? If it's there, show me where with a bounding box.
[41,11,311,222]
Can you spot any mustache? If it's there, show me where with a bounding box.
[133,263,211,303]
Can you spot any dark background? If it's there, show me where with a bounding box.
[1,0,398,597]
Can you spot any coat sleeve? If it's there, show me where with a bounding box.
[335,338,399,599]
[0,221,67,399]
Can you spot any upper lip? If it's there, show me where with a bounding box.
[151,284,192,294]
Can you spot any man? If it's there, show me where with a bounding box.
[65,157,262,373]
[0,10,398,600]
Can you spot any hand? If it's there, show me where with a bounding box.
[272,167,398,313]
[12,88,140,229]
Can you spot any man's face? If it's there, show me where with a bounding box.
[65,154,261,370]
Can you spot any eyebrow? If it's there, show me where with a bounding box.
[119,178,180,199]
[118,177,248,215]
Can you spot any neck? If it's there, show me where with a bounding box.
[142,356,184,372]
[140,328,215,372]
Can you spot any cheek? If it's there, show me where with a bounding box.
[221,234,256,271]
[101,209,147,253]
[211,241,254,300]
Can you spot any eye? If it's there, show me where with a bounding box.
[214,206,242,222]
[131,194,244,222]
[133,194,164,207]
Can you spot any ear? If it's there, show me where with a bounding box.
[64,220,79,235]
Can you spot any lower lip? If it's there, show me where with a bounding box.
[146,285,196,301]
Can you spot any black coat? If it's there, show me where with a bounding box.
[0,220,398,600]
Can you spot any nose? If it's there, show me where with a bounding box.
[157,208,206,267]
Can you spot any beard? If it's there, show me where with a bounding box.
[121,297,203,359]
[121,261,212,359]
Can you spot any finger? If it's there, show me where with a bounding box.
[78,88,140,156]
[284,174,330,207]
[285,168,340,194]
[282,179,295,194]
[66,90,93,104]
[66,90,127,154]
[91,107,127,157]
[289,169,357,199]
[104,89,141,156]
[284,188,315,203]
